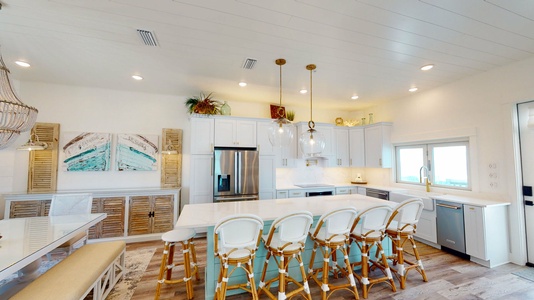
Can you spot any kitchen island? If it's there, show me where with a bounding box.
[176,194,397,299]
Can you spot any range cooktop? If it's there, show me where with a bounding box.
[294,184,335,188]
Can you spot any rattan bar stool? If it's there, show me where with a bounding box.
[258,211,314,300]
[308,207,360,300]
[385,198,428,289]
[349,205,396,299]
[214,213,264,300]
[154,228,199,300]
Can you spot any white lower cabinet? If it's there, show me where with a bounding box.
[289,190,306,198]
[189,155,213,205]
[463,204,509,267]
[414,210,437,243]
[276,190,288,199]
[357,187,366,195]
[335,187,357,195]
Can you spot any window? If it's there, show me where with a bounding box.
[395,141,470,189]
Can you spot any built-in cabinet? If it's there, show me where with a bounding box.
[4,189,180,242]
[190,117,214,154]
[349,128,365,167]
[189,155,213,204]
[463,204,509,267]
[334,128,350,167]
[214,119,256,147]
[414,209,437,244]
[364,122,392,168]
[259,155,276,200]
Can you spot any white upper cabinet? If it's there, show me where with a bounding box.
[364,122,392,168]
[214,118,257,147]
[190,117,214,154]
[349,127,365,167]
[256,121,276,156]
[334,128,350,167]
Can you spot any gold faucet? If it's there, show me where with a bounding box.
[419,165,432,192]
[425,177,432,192]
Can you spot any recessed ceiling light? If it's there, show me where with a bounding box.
[15,61,31,68]
[351,95,359,100]
[420,64,434,71]
[239,82,247,87]
[409,87,418,92]
[132,75,143,80]
[300,89,308,94]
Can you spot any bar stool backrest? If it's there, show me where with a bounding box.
[266,211,313,245]
[49,193,93,216]
[352,205,393,238]
[215,213,264,252]
[388,198,424,232]
[311,207,359,238]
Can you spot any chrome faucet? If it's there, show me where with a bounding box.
[419,165,432,192]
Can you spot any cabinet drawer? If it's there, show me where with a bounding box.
[289,190,305,198]
[336,188,350,195]
[276,191,288,199]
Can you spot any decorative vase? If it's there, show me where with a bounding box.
[220,101,231,115]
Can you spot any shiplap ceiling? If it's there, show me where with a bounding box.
[1,0,534,110]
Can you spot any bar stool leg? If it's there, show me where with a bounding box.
[190,239,200,281]
[155,241,171,299]
[410,235,428,282]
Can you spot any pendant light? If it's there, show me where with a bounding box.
[268,58,293,147]
[299,64,325,157]
[17,131,47,151]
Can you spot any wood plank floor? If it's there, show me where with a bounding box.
[127,238,534,300]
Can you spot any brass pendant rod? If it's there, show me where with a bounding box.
[306,64,316,129]
[275,59,286,118]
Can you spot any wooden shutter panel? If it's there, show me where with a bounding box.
[161,128,182,188]
[28,123,60,193]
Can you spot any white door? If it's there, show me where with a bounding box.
[517,101,534,265]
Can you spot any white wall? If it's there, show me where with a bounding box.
[359,55,534,265]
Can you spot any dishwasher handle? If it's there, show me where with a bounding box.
[436,203,461,209]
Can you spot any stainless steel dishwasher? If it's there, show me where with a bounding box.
[436,200,466,253]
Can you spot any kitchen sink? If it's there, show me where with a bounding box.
[389,190,439,211]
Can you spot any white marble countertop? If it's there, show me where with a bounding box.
[175,194,395,229]
[432,194,510,207]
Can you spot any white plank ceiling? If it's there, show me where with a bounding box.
[1,0,533,110]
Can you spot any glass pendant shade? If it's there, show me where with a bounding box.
[299,126,325,157]
[268,58,293,147]
[268,118,293,147]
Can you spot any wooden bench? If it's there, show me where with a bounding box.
[12,240,126,300]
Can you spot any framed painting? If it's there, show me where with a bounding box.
[270,104,286,119]
[62,132,112,171]
[116,133,159,171]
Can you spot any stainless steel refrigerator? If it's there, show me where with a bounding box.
[213,148,259,202]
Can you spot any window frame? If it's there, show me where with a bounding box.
[395,140,471,190]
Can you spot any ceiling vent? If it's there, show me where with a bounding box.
[242,58,257,70]
[137,29,158,47]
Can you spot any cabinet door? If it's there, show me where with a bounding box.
[89,197,125,239]
[316,125,334,157]
[152,195,175,234]
[357,187,366,195]
[236,120,257,147]
[190,155,214,204]
[128,196,152,236]
[275,126,297,167]
[191,117,214,154]
[464,205,487,259]
[349,128,365,167]
[214,119,236,147]
[259,155,276,200]
[336,187,350,195]
[364,123,392,168]
[334,128,350,167]
[414,210,437,243]
[257,121,276,155]
[9,200,50,218]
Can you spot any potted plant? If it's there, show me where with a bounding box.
[185,92,222,115]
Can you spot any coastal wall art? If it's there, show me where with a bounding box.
[116,133,159,171]
[62,132,112,171]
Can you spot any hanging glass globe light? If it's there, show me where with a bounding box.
[299,64,325,157]
[268,58,293,147]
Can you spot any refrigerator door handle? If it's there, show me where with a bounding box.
[235,151,240,194]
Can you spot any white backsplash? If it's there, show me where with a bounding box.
[276,162,392,187]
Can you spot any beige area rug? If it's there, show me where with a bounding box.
[106,247,156,300]
[0,248,155,300]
